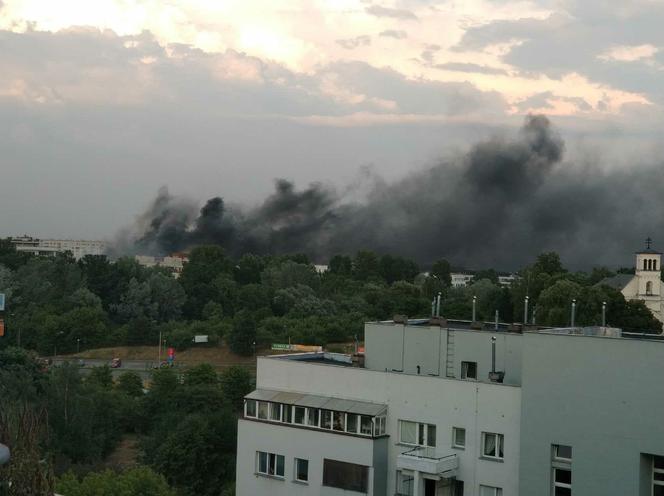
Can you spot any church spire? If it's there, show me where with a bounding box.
[646,237,653,250]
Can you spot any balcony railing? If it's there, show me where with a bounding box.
[397,447,458,476]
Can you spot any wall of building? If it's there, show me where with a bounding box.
[255,357,522,496]
[236,418,383,496]
[364,323,523,386]
[519,332,664,496]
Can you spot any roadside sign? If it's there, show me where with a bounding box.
[0,293,4,311]
[168,347,175,359]
[193,335,208,343]
[0,319,4,337]
[271,343,290,351]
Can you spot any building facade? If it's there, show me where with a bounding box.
[10,236,106,260]
[236,319,664,496]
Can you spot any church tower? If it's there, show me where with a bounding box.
[635,237,662,298]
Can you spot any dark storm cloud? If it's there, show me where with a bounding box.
[118,115,664,270]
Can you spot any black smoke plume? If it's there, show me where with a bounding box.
[115,115,664,270]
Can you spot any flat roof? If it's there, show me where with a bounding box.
[245,388,387,416]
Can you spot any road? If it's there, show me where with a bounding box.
[50,358,177,380]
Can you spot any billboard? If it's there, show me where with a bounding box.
[193,335,209,343]
[0,319,4,337]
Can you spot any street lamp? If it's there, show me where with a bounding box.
[76,338,81,354]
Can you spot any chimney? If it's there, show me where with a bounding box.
[488,336,505,383]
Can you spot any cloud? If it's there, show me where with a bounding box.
[514,91,593,113]
[365,5,418,20]
[454,3,664,106]
[336,35,371,50]
[379,29,407,39]
[435,62,508,75]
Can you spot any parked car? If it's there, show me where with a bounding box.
[110,358,122,368]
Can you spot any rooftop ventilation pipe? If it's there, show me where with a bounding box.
[570,299,577,327]
[523,296,529,325]
[488,336,505,383]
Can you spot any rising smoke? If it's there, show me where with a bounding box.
[114,115,664,270]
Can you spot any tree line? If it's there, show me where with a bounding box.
[0,240,661,360]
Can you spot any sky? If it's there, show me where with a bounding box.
[1,0,663,244]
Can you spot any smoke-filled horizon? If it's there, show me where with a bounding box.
[111,115,664,271]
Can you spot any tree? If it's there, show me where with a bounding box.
[179,246,232,318]
[430,259,452,287]
[116,371,144,398]
[329,255,352,276]
[220,366,254,413]
[352,251,380,281]
[227,311,257,356]
[233,254,265,285]
[147,412,236,496]
[57,467,176,496]
[87,366,114,390]
[184,364,218,387]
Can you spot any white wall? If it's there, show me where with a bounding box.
[255,357,521,496]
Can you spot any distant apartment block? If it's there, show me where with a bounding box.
[236,318,664,496]
[10,235,106,260]
[135,253,188,278]
[451,273,474,288]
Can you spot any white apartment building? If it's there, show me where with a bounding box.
[135,254,188,278]
[236,318,664,496]
[451,273,474,288]
[11,236,106,260]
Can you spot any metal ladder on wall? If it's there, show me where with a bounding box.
[445,330,455,378]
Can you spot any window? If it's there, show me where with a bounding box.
[481,432,504,460]
[375,415,387,436]
[644,259,648,271]
[400,420,435,446]
[360,415,373,435]
[323,459,369,493]
[453,427,466,448]
[655,260,659,271]
[322,409,332,429]
[307,408,320,427]
[552,444,572,495]
[294,458,309,483]
[400,420,417,444]
[294,406,306,424]
[283,405,292,423]
[647,281,654,295]
[461,361,477,380]
[257,401,269,420]
[333,411,345,431]
[553,468,572,495]
[553,444,572,462]
[346,413,358,433]
[653,455,664,496]
[396,470,414,496]
[269,403,281,421]
[256,451,285,478]
[479,485,502,496]
[245,399,257,417]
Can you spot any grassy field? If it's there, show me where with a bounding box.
[67,344,256,368]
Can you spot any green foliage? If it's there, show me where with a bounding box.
[227,310,257,356]
[430,258,452,287]
[116,371,144,398]
[219,366,254,412]
[57,467,176,496]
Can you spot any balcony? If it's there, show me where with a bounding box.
[397,447,458,477]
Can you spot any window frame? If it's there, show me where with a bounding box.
[245,399,257,418]
[461,361,478,380]
[452,427,466,449]
[399,419,436,447]
[256,451,285,478]
[653,455,664,494]
[268,402,282,422]
[481,432,504,460]
[294,457,309,483]
[479,485,503,496]
[322,458,369,493]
